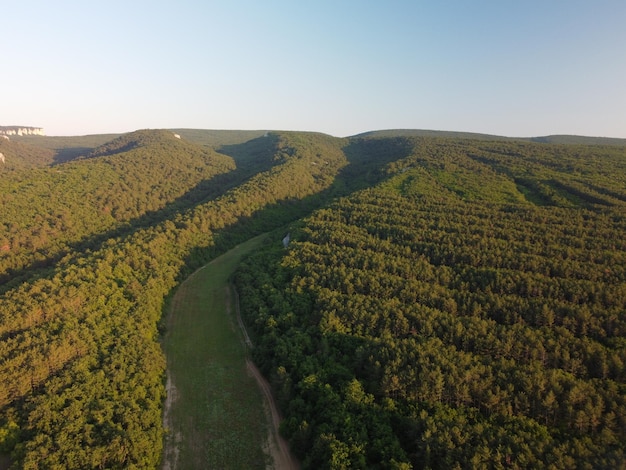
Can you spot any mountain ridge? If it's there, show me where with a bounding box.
[12,128,626,149]
[352,128,626,145]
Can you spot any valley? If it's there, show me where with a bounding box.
[0,128,624,468]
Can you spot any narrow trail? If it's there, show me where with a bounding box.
[161,267,194,470]
[233,286,253,349]
[161,374,180,470]
[231,286,299,470]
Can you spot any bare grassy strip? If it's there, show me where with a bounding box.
[162,235,271,469]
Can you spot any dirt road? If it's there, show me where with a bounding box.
[232,286,299,470]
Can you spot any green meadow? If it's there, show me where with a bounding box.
[162,235,270,469]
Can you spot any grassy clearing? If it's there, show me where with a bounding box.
[163,234,271,469]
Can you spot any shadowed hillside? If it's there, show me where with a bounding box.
[0,138,56,167]
[13,134,121,164]
[0,130,236,287]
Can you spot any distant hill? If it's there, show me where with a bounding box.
[0,129,236,283]
[169,128,269,148]
[352,128,512,141]
[12,128,626,156]
[0,136,55,167]
[529,134,626,146]
[13,134,121,163]
[352,128,626,146]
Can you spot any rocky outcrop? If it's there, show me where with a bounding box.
[0,126,45,136]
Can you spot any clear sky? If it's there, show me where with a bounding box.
[3,1,626,137]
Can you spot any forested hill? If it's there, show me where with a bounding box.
[0,130,236,287]
[235,136,626,468]
[0,129,351,468]
[0,138,56,168]
[354,129,626,146]
[1,129,625,468]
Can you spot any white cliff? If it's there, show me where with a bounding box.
[0,126,45,136]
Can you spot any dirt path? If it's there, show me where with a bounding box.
[231,286,299,470]
[161,263,200,470]
[232,286,253,349]
[246,359,297,470]
[161,374,180,470]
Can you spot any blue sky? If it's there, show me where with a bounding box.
[3,1,626,137]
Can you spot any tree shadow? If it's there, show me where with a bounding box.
[178,136,418,276]
[52,147,94,164]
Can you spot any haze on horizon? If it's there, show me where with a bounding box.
[3,0,626,138]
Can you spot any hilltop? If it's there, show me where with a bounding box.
[354,128,626,146]
[10,127,626,158]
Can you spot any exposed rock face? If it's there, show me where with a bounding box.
[0,126,45,136]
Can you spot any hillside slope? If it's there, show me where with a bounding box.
[235,136,626,468]
[12,134,121,164]
[0,130,236,286]
[0,138,56,168]
[0,129,351,469]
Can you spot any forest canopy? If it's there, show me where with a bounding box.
[1,129,625,469]
[235,136,626,469]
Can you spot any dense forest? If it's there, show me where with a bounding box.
[235,137,626,468]
[1,129,625,468]
[0,129,351,468]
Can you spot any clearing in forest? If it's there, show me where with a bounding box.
[162,234,273,469]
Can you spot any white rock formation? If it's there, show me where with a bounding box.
[0,126,45,136]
